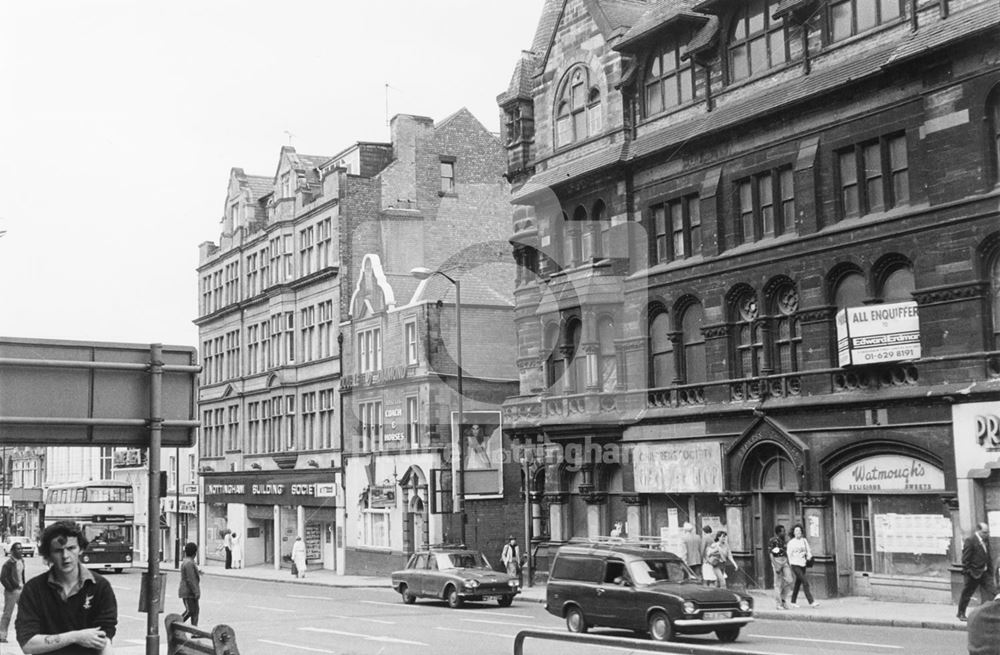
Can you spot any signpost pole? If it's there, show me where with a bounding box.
[145,344,163,655]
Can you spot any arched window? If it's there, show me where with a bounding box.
[567,320,584,394]
[833,271,867,309]
[990,88,1000,184]
[584,200,610,261]
[991,253,1000,349]
[880,267,914,302]
[728,0,789,82]
[644,32,696,117]
[770,285,800,373]
[733,289,762,378]
[597,315,617,391]
[681,302,706,383]
[544,323,563,390]
[649,310,675,388]
[556,67,601,147]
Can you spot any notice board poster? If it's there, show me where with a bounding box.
[873,513,951,554]
[305,523,322,561]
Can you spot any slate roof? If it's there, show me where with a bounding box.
[886,1,1000,65]
[245,175,273,200]
[617,0,707,50]
[408,263,515,308]
[512,142,628,202]
[498,53,535,105]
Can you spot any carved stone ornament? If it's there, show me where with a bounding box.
[940,495,960,512]
[912,281,987,306]
[795,491,830,507]
[622,495,643,506]
[719,492,750,507]
[544,492,569,504]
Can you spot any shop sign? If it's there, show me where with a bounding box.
[340,365,413,390]
[829,455,945,493]
[383,404,405,443]
[632,442,723,493]
[952,402,1000,477]
[836,301,920,366]
[369,484,396,508]
[161,496,197,514]
[203,473,337,506]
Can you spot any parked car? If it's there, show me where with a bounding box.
[546,542,753,642]
[2,535,36,557]
[391,546,521,608]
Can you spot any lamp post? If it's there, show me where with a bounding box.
[410,267,465,544]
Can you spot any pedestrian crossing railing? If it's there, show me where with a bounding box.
[164,613,240,655]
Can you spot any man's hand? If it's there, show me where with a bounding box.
[74,628,109,650]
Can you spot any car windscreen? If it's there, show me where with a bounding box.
[435,552,490,569]
[628,558,692,585]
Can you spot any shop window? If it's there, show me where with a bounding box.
[728,0,789,83]
[851,499,873,572]
[649,310,675,388]
[850,495,952,579]
[829,0,902,43]
[644,31,696,116]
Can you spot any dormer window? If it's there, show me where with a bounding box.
[644,32,696,117]
[829,0,902,42]
[280,172,293,198]
[728,0,790,83]
[556,67,601,148]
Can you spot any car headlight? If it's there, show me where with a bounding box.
[683,601,696,615]
[508,579,520,588]
[464,579,480,589]
[739,600,751,612]
[125,555,132,562]
[82,555,90,563]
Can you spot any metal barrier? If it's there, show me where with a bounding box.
[163,613,240,655]
[513,629,777,655]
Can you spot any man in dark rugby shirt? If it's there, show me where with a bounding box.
[16,521,117,654]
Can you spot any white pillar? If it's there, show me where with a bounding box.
[335,472,346,575]
[272,504,281,571]
[297,505,306,538]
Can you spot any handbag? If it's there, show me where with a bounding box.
[805,556,815,568]
[291,561,298,576]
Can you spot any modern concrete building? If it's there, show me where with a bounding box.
[499,0,1000,602]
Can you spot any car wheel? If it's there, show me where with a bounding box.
[446,587,464,609]
[565,606,588,633]
[716,627,740,643]
[648,610,674,642]
[497,595,514,608]
[400,585,416,605]
[114,568,123,574]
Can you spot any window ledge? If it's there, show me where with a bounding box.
[438,191,457,198]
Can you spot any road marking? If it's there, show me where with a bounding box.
[461,618,539,628]
[474,611,533,619]
[260,638,336,653]
[435,626,513,638]
[288,593,331,600]
[361,600,417,608]
[327,613,395,625]
[749,633,904,649]
[249,604,295,613]
[118,614,144,621]
[301,627,427,646]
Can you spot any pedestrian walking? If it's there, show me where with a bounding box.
[682,522,702,571]
[768,525,793,609]
[787,523,819,608]
[700,525,715,585]
[959,522,996,621]
[0,542,26,643]
[230,533,243,569]
[968,592,1000,655]
[223,530,233,569]
[705,531,737,589]
[291,536,307,578]
[501,536,523,586]
[15,520,118,654]
[178,542,201,626]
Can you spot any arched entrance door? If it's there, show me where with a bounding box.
[749,446,799,589]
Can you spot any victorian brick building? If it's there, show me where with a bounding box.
[500,0,1000,602]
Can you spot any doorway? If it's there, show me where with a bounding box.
[750,452,799,589]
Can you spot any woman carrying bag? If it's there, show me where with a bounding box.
[704,531,738,589]
[787,524,820,608]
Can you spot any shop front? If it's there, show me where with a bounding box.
[952,401,1000,602]
[623,426,727,554]
[201,470,338,572]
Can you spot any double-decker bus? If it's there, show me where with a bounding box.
[44,480,135,573]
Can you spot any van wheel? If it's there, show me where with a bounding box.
[114,568,123,574]
[400,585,416,604]
[648,611,674,642]
[446,587,464,609]
[497,595,513,607]
[716,627,740,642]
[565,606,588,633]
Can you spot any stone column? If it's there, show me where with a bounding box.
[797,491,832,599]
[942,495,962,603]
[720,492,751,588]
[546,493,568,542]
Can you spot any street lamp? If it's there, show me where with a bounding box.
[410,266,465,544]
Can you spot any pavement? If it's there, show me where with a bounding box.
[204,562,972,632]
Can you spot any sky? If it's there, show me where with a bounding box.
[0,0,543,348]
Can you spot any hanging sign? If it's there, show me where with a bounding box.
[830,455,945,493]
[836,301,920,366]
